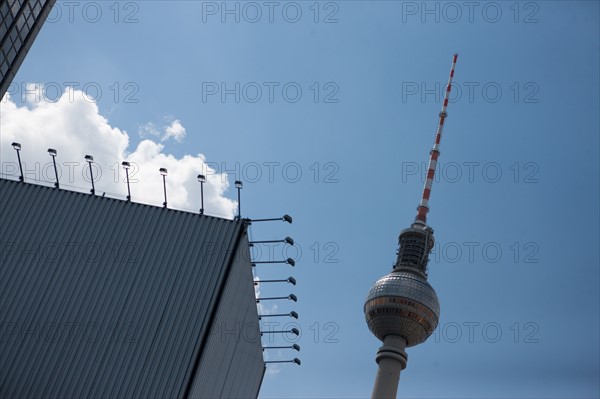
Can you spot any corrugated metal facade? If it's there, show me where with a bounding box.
[0,178,264,398]
[189,233,266,398]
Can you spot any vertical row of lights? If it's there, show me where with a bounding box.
[250,216,300,366]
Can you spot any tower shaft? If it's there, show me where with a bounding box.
[371,336,407,399]
[415,54,458,224]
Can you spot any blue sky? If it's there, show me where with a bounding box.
[1,1,599,397]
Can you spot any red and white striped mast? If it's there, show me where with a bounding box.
[415,53,458,226]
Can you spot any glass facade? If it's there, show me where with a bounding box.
[0,0,56,98]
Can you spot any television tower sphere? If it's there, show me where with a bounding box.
[364,268,440,347]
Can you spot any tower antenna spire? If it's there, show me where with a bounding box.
[415,53,458,225]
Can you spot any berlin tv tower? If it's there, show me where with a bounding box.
[364,53,458,399]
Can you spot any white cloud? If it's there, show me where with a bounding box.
[138,121,162,139]
[164,119,186,142]
[138,118,186,142]
[0,89,237,219]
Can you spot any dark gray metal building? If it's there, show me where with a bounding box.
[0,0,57,99]
[0,178,265,398]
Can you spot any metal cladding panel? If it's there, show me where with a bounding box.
[0,178,246,398]
[189,234,265,399]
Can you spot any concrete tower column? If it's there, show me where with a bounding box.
[371,336,407,399]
